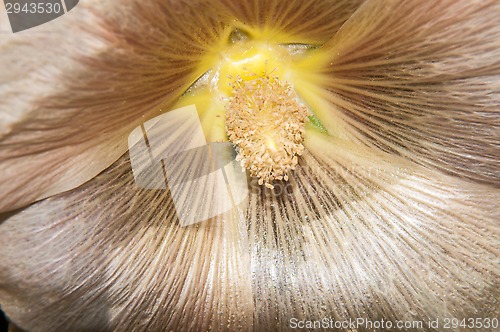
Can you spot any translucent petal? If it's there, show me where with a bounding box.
[319,0,500,185]
[2,0,499,330]
[0,154,253,331]
[2,136,498,330]
[248,134,499,328]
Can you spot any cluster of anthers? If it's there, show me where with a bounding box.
[225,74,310,189]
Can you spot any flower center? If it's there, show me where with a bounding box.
[171,28,329,188]
[226,74,310,189]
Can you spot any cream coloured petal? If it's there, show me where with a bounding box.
[2,0,499,330]
[247,134,499,329]
[0,153,253,331]
[318,0,500,185]
[0,0,227,212]
[0,2,122,213]
[2,135,498,330]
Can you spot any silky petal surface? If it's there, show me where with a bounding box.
[1,0,499,331]
[319,0,500,185]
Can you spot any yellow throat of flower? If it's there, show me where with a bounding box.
[172,27,329,188]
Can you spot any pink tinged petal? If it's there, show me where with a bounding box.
[0,154,254,331]
[1,136,498,330]
[0,0,229,213]
[217,0,366,43]
[0,2,121,213]
[320,0,500,185]
[1,0,498,330]
[248,134,499,329]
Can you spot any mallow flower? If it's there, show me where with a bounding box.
[0,0,498,331]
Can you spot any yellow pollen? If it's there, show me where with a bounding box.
[225,74,310,189]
